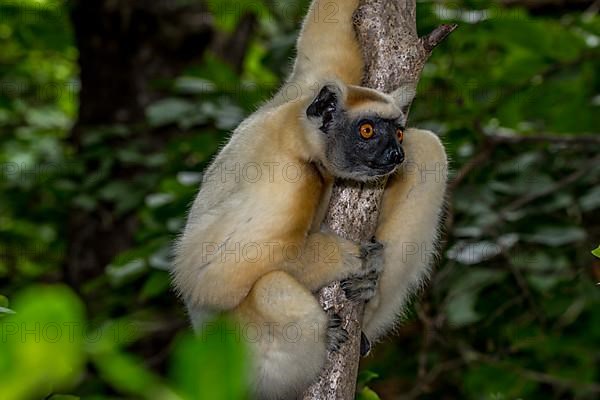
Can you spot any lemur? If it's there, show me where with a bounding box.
[172,0,447,398]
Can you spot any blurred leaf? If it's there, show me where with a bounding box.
[445,269,506,327]
[139,271,171,301]
[447,241,503,265]
[525,226,586,247]
[24,107,71,129]
[106,259,146,286]
[357,370,379,386]
[0,294,9,308]
[92,350,177,399]
[0,285,85,400]
[174,77,216,95]
[170,318,249,400]
[206,0,269,32]
[146,98,197,128]
[592,245,600,258]
[580,186,600,212]
[145,193,175,208]
[357,386,382,400]
[149,246,171,271]
[464,364,535,399]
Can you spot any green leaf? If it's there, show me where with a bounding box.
[357,370,379,386]
[525,226,586,247]
[139,271,171,301]
[0,306,15,315]
[0,285,85,400]
[206,0,269,32]
[464,364,535,399]
[445,269,506,328]
[579,186,600,212]
[592,245,600,258]
[357,386,382,400]
[106,259,147,286]
[447,241,503,265]
[92,351,176,399]
[0,295,9,308]
[174,77,216,95]
[170,317,249,400]
[146,98,197,128]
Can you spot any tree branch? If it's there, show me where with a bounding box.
[301,1,455,399]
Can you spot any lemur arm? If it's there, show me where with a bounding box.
[363,129,448,340]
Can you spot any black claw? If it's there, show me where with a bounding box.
[360,331,371,357]
[339,328,349,342]
[344,291,358,301]
[329,313,342,328]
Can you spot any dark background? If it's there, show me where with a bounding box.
[0,0,598,399]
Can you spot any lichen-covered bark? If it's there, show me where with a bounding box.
[301,1,455,398]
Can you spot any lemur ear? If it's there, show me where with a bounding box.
[307,85,339,119]
[390,82,417,116]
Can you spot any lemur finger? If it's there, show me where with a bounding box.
[360,238,384,276]
[341,274,378,301]
[360,237,384,259]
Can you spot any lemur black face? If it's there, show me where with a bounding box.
[307,85,405,181]
[336,116,405,178]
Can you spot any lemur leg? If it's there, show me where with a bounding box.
[286,230,365,292]
[363,129,448,341]
[234,270,345,399]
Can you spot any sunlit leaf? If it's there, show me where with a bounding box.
[0,286,85,400]
[357,386,382,400]
[170,318,249,400]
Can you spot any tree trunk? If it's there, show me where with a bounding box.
[301,1,455,398]
[65,0,214,287]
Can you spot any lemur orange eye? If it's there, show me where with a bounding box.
[359,122,374,139]
[396,128,404,143]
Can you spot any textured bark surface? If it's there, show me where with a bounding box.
[301,1,455,399]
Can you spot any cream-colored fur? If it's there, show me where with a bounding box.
[173,92,366,399]
[365,129,447,340]
[268,0,363,108]
[172,0,447,398]
[291,0,363,85]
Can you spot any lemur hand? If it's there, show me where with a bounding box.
[341,237,384,302]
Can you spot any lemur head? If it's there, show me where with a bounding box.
[306,83,410,181]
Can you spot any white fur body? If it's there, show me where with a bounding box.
[172,0,447,398]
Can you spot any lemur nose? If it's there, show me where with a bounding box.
[384,147,404,165]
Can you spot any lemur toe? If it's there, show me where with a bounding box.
[327,313,349,352]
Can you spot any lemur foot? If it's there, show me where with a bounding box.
[326,313,349,352]
[341,237,383,302]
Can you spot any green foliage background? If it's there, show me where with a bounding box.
[0,0,598,399]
